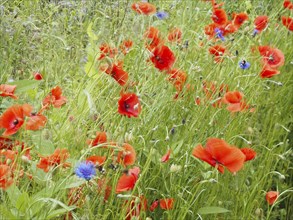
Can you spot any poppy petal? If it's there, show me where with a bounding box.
[241,148,257,161]
[206,138,245,173]
[116,173,137,193]
[159,198,174,210]
[161,149,171,162]
[192,144,216,167]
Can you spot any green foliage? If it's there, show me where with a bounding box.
[0,0,292,220]
[197,206,230,215]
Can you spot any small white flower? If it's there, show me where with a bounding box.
[170,164,182,173]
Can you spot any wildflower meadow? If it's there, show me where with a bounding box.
[0,0,293,219]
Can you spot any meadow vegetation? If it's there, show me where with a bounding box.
[0,0,292,219]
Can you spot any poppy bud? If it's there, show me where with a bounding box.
[266,191,279,205]
[255,208,262,216]
[33,72,43,80]
[247,127,254,134]
[21,155,30,163]
[279,174,285,180]
[125,132,133,142]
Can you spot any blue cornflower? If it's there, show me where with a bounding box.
[252,29,259,37]
[215,28,225,41]
[239,60,251,70]
[155,11,169,20]
[75,161,96,181]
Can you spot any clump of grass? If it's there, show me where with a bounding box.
[0,0,292,219]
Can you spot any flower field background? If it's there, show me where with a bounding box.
[0,0,292,219]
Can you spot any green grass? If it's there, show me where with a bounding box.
[0,0,292,219]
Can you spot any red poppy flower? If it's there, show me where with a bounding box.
[204,23,219,37]
[86,131,107,147]
[224,91,243,104]
[161,149,171,163]
[159,198,174,210]
[212,9,228,25]
[144,26,164,50]
[209,45,226,63]
[150,45,176,71]
[33,72,43,80]
[37,149,70,172]
[266,191,279,205]
[283,0,293,9]
[167,27,182,43]
[150,199,159,211]
[192,138,245,173]
[101,61,129,86]
[281,16,293,31]
[42,86,67,108]
[119,39,133,55]
[144,26,159,39]
[223,22,239,35]
[258,46,285,69]
[86,155,106,166]
[26,114,47,131]
[22,104,47,131]
[260,67,280,78]
[223,91,250,112]
[131,2,156,15]
[232,12,249,28]
[0,164,14,190]
[0,105,26,136]
[0,84,18,99]
[226,102,250,112]
[97,43,118,60]
[116,166,140,193]
[254,16,269,32]
[117,143,136,166]
[240,148,257,161]
[118,93,141,118]
[167,69,187,92]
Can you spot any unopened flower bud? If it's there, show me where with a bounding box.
[125,132,133,142]
[21,155,30,163]
[255,208,262,216]
[247,127,254,134]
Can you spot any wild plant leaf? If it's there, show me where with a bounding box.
[15,192,30,214]
[6,184,21,207]
[0,205,17,220]
[46,207,76,219]
[10,80,40,93]
[61,176,85,189]
[84,89,97,115]
[87,22,98,41]
[197,206,230,215]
